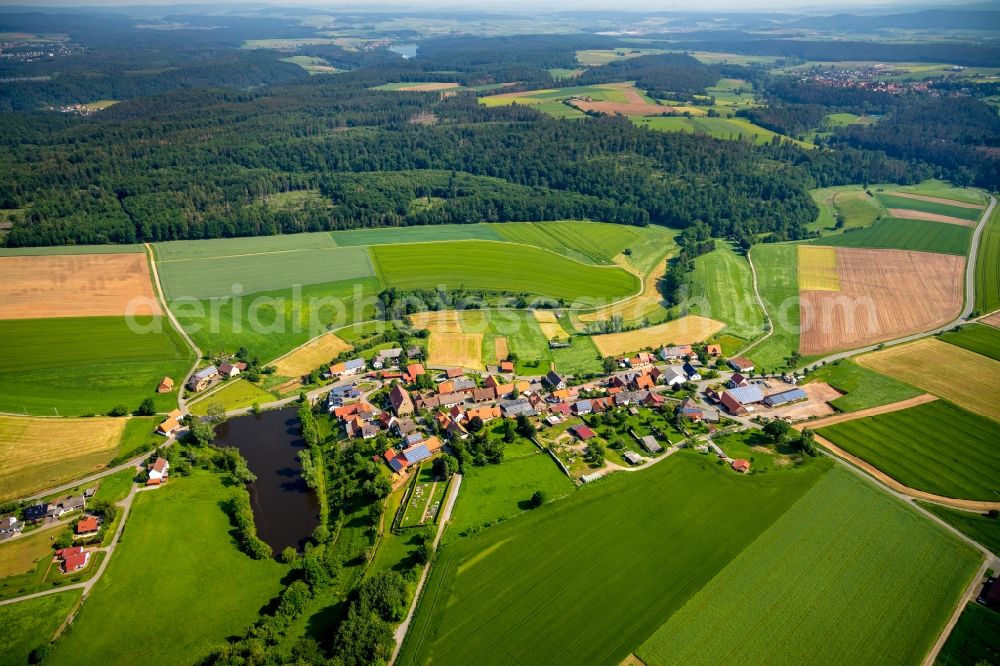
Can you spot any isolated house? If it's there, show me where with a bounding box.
[732,459,751,474]
[148,457,170,483]
[156,414,182,436]
[157,377,174,393]
[57,546,90,573]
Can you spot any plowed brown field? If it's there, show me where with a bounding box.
[799,248,963,355]
[981,311,1000,329]
[886,208,975,227]
[0,253,161,319]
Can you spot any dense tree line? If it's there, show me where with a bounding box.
[738,103,828,136]
[576,53,721,101]
[833,97,1000,189]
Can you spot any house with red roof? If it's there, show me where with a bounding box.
[389,385,414,417]
[57,546,91,573]
[404,363,426,383]
[499,360,515,373]
[732,459,751,474]
[570,424,597,441]
[75,515,100,538]
[445,368,464,379]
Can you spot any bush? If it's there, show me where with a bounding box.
[529,490,547,508]
[135,397,156,416]
[107,404,129,417]
[28,644,52,664]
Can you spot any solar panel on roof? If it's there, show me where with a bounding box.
[764,388,808,407]
[403,444,431,464]
[727,385,765,404]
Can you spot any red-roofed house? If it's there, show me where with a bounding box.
[570,424,597,441]
[389,385,414,417]
[720,391,748,416]
[728,357,755,373]
[732,459,751,474]
[75,515,100,537]
[729,373,749,388]
[405,364,426,383]
[148,457,169,483]
[500,360,515,373]
[633,373,655,390]
[706,344,722,356]
[57,546,90,573]
[446,368,464,379]
[157,377,174,393]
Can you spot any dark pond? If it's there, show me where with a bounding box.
[213,407,319,553]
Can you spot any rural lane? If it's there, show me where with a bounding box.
[735,247,774,358]
[793,194,996,374]
[390,474,463,666]
[0,481,140,608]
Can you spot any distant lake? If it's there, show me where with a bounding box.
[214,407,319,553]
[390,43,417,59]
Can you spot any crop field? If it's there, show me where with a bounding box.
[271,332,353,375]
[858,338,1000,422]
[173,277,382,363]
[875,193,983,221]
[799,248,964,355]
[532,309,568,341]
[493,221,639,265]
[633,116,811,148]
[813,217,972,255]
[154,232,336,261]
[428,332,484,369]
[975,204,1000,314]
[919,502,1000,557]
[939,323,1000,361]
[685,244,766,340]
[480,83,674,118]
[936,603,1000,666]
[47,472,287,666]
[806,359,921,412]
[370,241,640,303]
[446,453,575,543]
[636,466,980,666]
[748,244,799,371]
[0,591,81,666]
[461,310,552,373]
[0,414,134,501]
[399,454,829,666]
[0,525,59,578]
[157,245,375,300]
[590,315,726,357]
[0,316,191,416]
[818,400,1000,500]
[579,255,672,327]
[575,48,669,65]
[0,243,145,256]
[0,253,160,319]
[882,180,988,206]
[331,224,501,246]
[798,246,840,290]
[886,208,977,227]
[188,379,275,416]
[409,310,465,334]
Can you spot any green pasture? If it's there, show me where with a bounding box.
[918,502,1000,557]
[188,379,275,416]
[493,220,640,265]
[806,359,921,412]
[975,203,1000,314]
[808,186,884,235]
[93,467,138,504]
[464,310,553,374]
[0,591,81,666]
[370,240,640,303]
[551,336,603,375]
[813,217,971,255]
[575,48,668,66]
[154,232,335,261]
[637,465,980,666]
[398,453,829,666]
[445,451,573,543]
[936,603,1000,666]
[818,400,1000,500]
[879,180,987,206]
[48,472,287,665]
[173,277,382,363]
[157,245,374,300]
[633,115,810,148]
[939,324,1000,361]
[0,316,191,416]
[747,244,800,371]
[331,224,501,246]
[687,243,766,341]
[875,193,983,221]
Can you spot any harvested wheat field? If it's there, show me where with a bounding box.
[798,246,840,291]
[0,415,127,501]
[428,332,484,369]
[493,337,509,361]
[533,310,568,341]
[272,332,352,377]
[569,97,672,116]
[591,315,725,357]
[858,338,1000,422]
[580,257,666,324]
[981,311,1000,329]
[799,248,963,356]
[0,253,161,319]
[886,208,975,227]
[886,191,984,209]
[409,310,464,334]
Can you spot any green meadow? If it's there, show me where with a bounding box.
[818,400,1000,500]
[939,323,1000,361]
[806,359,922,412]
[0,591,82,666]
[331,224,501,246]
[399,454,829,666]
[637,466,980,666]
[0,316,192,415]
[493,220,639,265]
[371,240,640,303]
[747,243,800,371]
[48,472,287,665]
[975,203,1000,314]
[918,502,1000,557]
[813,217,972,255]
[687,243,766,341]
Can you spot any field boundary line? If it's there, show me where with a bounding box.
[922,559,991,666]
[733,248,773,357]
[797,393,937,429]
[808,432,1000,511]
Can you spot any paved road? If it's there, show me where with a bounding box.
[390,474,463,665]
[0,481,140,608]
[792,194,996,374]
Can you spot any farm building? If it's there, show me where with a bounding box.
[372,348,402,369]
[156,412,182,436]
[330,358,365,378]
[218,362,242,378]
[501,399,536,418]
[627,352,655,369]
[148,457,169,483]
[187,365,219,391]
[500,360,515,373]
[157,376,174,393]
[624,451,643,465]
[728,357,755,373]
[389,385,414,416]
[570,424,597,441]
[763,387,809,408]
[660,345,693,361]
[640,435,663,453]
[445,367,464,379]
[726,385,765,405]
[732,459,751,474]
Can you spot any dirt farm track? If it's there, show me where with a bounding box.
[0,253,161,319]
